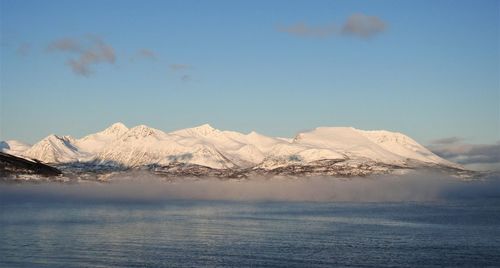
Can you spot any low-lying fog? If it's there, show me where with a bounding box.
[1,171,499,203]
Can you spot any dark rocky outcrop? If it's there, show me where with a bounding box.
[0,152,62,177]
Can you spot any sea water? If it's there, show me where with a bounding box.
[1,176,500,267]
[1,199,500,267]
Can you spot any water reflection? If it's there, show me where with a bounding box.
[1,199,500,267]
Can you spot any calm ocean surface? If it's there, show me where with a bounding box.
[1,185,499,267]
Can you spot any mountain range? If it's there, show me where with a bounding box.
[0,123,470,180]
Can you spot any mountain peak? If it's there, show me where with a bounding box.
[195,123,215,131]
[44,134,61,141]
[40,134,76,145]
[173,123,220,137]
[190,123,220,136]
[247,131,270,140]
[23,133,81,163]
[102,122,128,135]
[124,125,162,139]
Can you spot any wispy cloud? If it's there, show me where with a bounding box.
[169,63,191,71]
[169,64,194,81]
[47,37,82,52]
[429,138,500,169]
[132,48,157,61]
[278,13,387,39]
[341,13,387,38]
[180,74,192,82]
[47,35,116,77]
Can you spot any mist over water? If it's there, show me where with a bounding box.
[1,172,499,203]
[2,172,500,267]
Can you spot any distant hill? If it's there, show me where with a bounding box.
[1,123,472,181]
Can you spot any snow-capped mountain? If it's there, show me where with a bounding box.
[22,135,85,163]
[1,123,465,177]
[95,124,237,169]
[290,127,460,168]
[75,122,129,153]
[170,124,285,167]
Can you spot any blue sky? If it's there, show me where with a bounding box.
[1,0,499,145]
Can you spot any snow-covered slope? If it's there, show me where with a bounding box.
[95,125,237,169]
[259,142,346,169]
[358,130,460,167]
[292,127,405,163]
[170,124,285,167]
[75,122,128,153]
[10,123,462,172]
[22,135,84,163]
[0,140,31,156]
